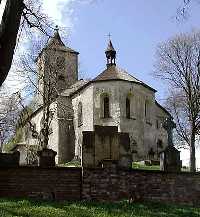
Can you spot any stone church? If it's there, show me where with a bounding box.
[16,29,170,167]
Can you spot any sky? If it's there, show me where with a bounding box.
[1,0,200,167]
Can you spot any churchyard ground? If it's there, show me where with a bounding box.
[0,198,199,217]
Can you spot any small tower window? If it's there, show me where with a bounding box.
[103,96,110,118]
[126,98,130,119]
[78,102,83,127]
[145,100,151,123]
[157,139,163,149]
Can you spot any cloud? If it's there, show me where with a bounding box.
[0,0,7,23]
[42,0,74,28]
[42,0,94,29]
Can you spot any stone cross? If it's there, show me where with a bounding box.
[162,117,176,146]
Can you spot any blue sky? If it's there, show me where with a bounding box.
[55,0,200,102]
[53,0,200,166]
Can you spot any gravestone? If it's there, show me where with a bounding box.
[82,125,132,168]
[160,117,181,172]
[0,151,20,167]
[37,149,57,167]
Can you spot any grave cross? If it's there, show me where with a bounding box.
[162,117,176,146]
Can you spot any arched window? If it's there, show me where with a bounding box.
[78,102,83,127]
[103,96,110,118]
[145,100,151,123]
[126,97,130,118]
[157,139,163,149]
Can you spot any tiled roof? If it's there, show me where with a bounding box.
[61,79,90,97]
[45,31,79,54]
[93,65,142,83]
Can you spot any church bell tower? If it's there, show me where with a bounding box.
[36,27,79,103]
[105,39,116,67]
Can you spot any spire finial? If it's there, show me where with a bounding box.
[55,25,59,31]
[105,36,116,67]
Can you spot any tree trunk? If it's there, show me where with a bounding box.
[0,0,24,86]
[189,128,196,172]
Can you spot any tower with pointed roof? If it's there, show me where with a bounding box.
[36,28,79,104]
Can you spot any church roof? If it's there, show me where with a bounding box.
[46,30,79,54]
[93,65,140,82]
[36,29,79,61]
[105,40,116,52]
[61,79,90,97]
[93,65,156,92]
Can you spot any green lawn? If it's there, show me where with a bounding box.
[0,199,199,217]
[132,162,160,170]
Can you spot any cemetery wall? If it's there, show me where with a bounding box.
[0,167,200,205]
[82,168,200,205]
[0,167,82,200]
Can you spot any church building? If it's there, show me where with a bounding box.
[16,29,170,167]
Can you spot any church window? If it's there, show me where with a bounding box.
[58,75,65,80]
[145,100,151,123]
[78,102,83,127]
[157,139,163,148]
[56,56,65,70]
[103,96,110,118]
[156,120,159,129]
[126,97,131,119]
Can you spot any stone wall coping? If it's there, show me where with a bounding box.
[83,167,200,176]
[0,166,199,176]
[0,166,82,171]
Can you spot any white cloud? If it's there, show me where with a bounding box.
[42,0,74,28]
[0,0,7,23]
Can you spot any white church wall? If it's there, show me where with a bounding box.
[92,80,169,161]
[25,102,59,163]
[72,84,94,157]
[93,81,121,128]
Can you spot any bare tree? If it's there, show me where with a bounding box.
[176,0,200,20]
[0,0,54,86]
[0,87,21,152]
[154,31,200,172]
[15,33,73,158]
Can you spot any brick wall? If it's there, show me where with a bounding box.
[0,167,200,205]
[0,167,81,201]
[82,168,200,205]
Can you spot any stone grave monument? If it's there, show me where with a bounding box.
[160,117,181,172]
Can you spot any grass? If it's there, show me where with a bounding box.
[132,162,160,170]
[0,198,199,217]
[58,160,81,167]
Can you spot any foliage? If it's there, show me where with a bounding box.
[3,127,23,152]
[0,198,199,217]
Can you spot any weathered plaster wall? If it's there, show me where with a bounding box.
[92,80,169,161]
[93,81,121,128]
[37,48,78,102]
[57,96,75,163]
[24,102,59,163]
[72,85,94,157]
